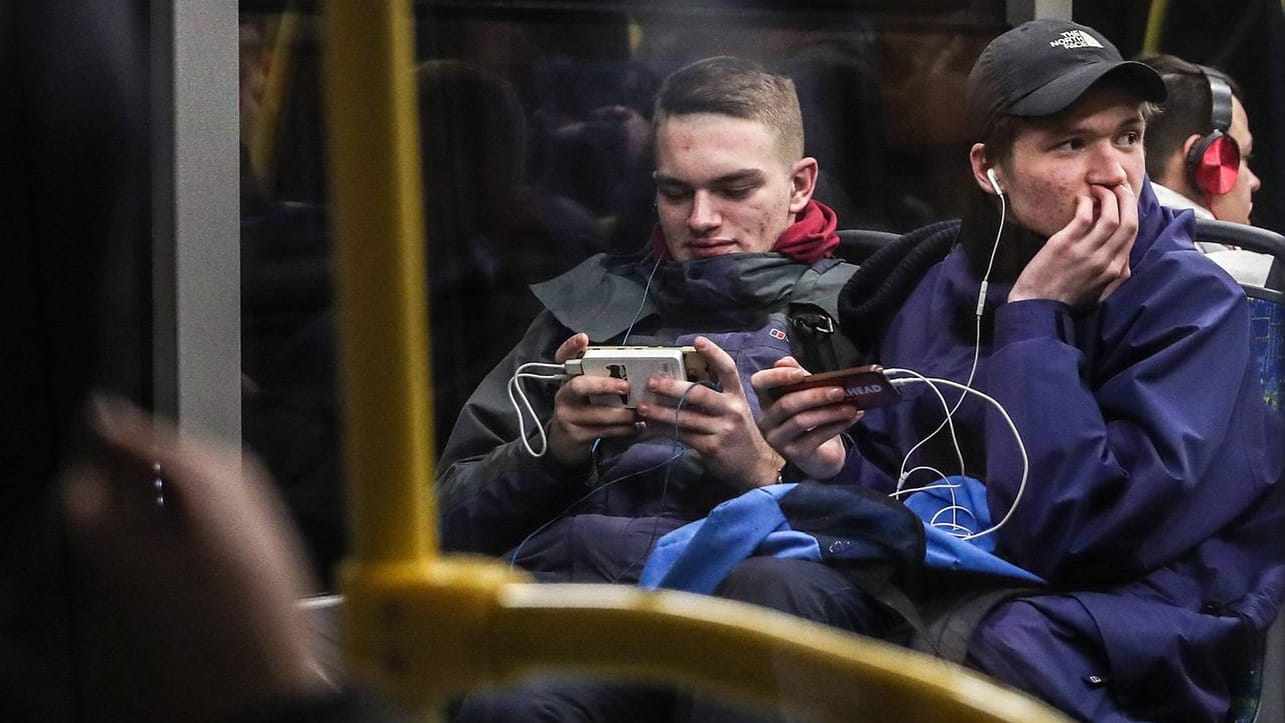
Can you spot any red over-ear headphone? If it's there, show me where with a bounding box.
[1184,65,1241,197]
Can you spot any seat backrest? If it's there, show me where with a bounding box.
[1195,220,1285,411]
[1194,221,1285,723]
[1195,218,1285,294]
[836,228,900,264]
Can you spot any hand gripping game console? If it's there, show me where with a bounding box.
[566,346,716,407]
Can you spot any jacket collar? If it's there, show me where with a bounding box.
[532,253,817,340]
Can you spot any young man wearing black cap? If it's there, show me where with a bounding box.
[709,19,1285,721]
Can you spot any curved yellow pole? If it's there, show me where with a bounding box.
[344,578,1071,722]
[496,585,1066,723]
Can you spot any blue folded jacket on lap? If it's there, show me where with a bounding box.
[639,477,1043,594]
[902,476,1044,584]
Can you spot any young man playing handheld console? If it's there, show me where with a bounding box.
[439,56,862,720]
[690,20,1285,722]
[436,56,857,585]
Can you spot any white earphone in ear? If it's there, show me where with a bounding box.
[986,168,1003,196]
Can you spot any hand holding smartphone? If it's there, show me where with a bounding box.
[770,364,900,409]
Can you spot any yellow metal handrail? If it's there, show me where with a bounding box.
[324,0,435,570]
[321,1,1071,720]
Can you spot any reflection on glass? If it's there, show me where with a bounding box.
[235,3,1009,589]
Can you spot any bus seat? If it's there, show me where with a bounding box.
[836,228,900,264]
[1194,221,1285,411]
[1194,219,1285,723]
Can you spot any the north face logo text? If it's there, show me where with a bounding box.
[1049,30,1103,50]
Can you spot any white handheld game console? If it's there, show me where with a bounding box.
[566,346,716,407]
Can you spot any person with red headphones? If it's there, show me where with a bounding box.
[1137,54,1269,285]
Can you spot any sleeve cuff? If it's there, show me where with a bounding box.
[993,298,1076,348]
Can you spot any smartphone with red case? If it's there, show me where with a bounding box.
[772,364,901,408]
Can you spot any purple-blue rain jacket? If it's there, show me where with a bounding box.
[843,183,1285,720]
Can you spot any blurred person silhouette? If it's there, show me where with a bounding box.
[526,58,660,253]
[1137,53,1271,286]
[417,59,603,437]
[779,29,893,230]
[240,60,607,586]
[0,3,397,721]
[235,11,343,590]
[63,401,369,723]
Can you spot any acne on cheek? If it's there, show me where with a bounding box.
[1016,182,1083,236]
[755,218,780,252]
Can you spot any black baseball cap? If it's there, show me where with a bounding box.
[968,19,1166,131]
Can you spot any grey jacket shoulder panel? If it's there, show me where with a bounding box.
[530,253,858,341]
[529,254,654,340]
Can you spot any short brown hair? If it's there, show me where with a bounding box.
[653,56,805,161]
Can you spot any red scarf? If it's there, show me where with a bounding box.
[649,200,840,263]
